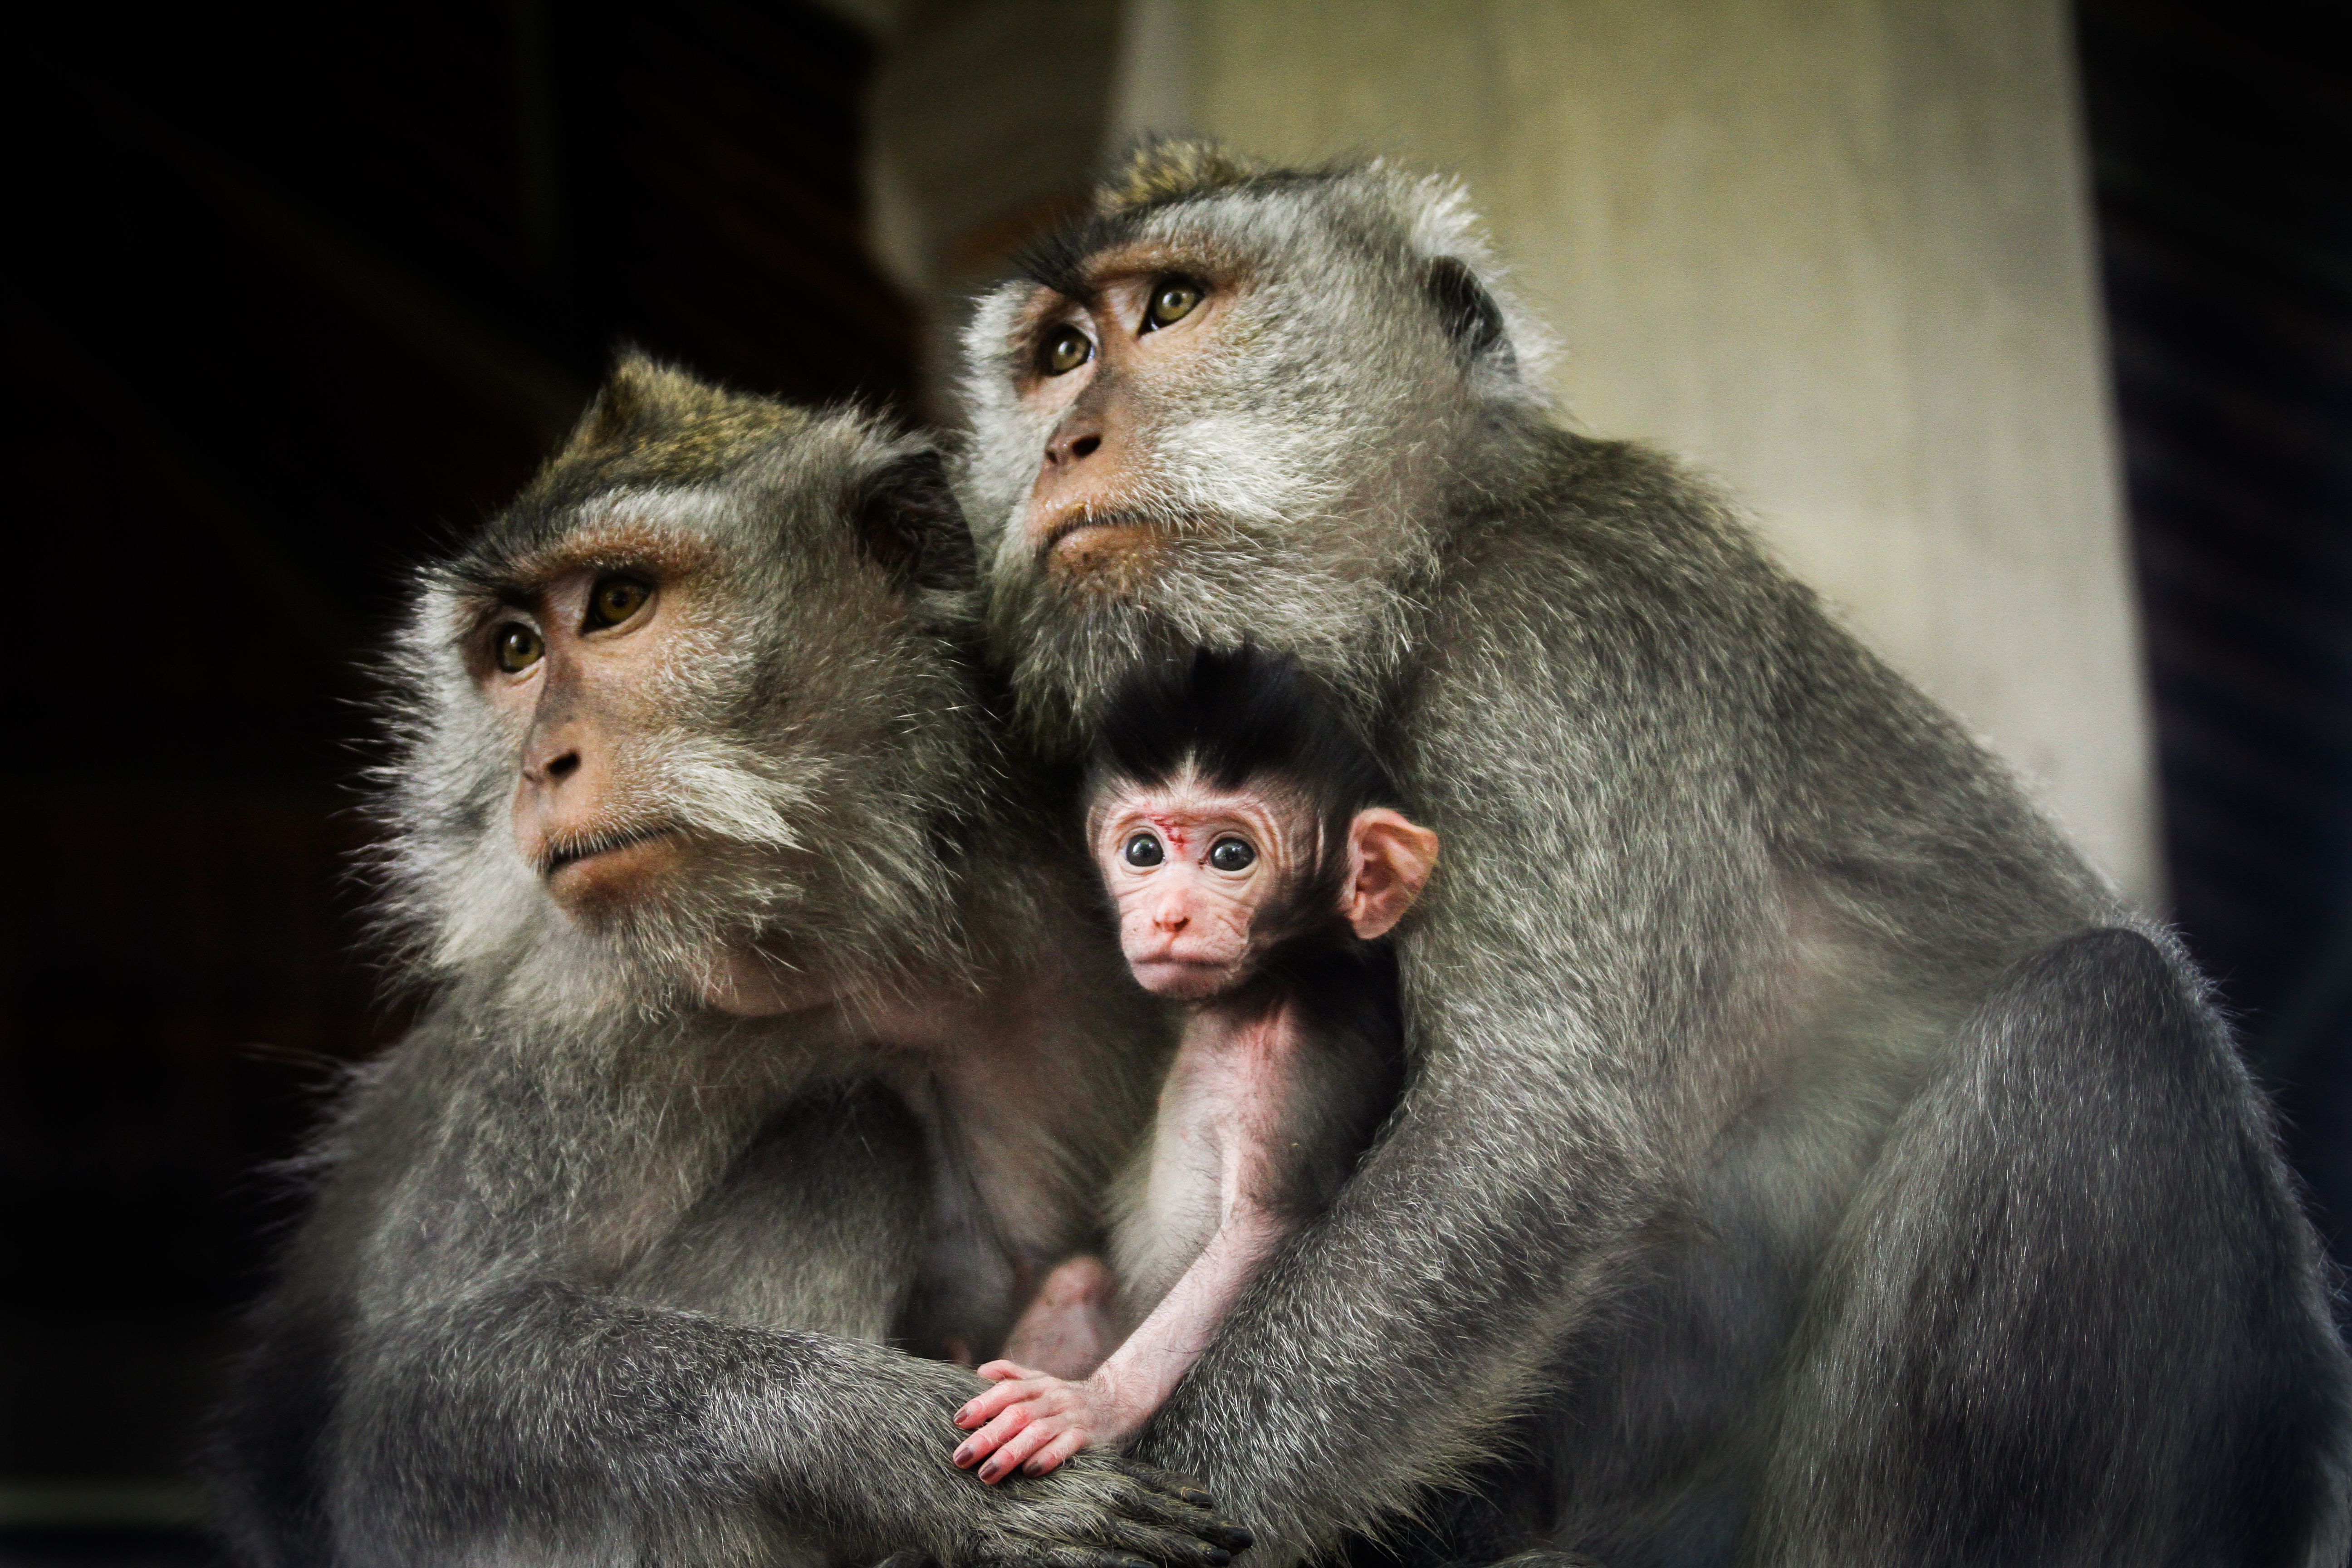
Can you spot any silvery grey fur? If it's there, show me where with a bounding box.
[958,155,2352,1567]
[212,361,1250,1568]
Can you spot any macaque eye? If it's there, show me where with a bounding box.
[1144,279,1203,330]
[1122,833,1166,867]
[495,623,544,674]
[584,576,651,630]
[1041,325,1094,376]
[1207,837,1256,872]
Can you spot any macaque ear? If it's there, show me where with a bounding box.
[1422,257,1512,370]
[1343,808,1441,940]
[853,447,975,594]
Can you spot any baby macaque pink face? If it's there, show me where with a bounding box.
[1091,775,1306,1001]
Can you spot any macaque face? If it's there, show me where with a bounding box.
[1091,774,1306,1002]
[1091,769,1441,1003]
[466,534,709,921]
[1012,258,1231,585]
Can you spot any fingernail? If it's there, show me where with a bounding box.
[1180,1488,1213,1506]
[1225,1530,1253,1549]
[953,1443,973,1465]
[1205,1550,1230,1565]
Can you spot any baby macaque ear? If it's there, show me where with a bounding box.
[1343,808,1441,940]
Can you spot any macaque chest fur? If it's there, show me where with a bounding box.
[1116,946,1405,1322]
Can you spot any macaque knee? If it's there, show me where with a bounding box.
[1004,1254,1120,1380]
[1034,1253,1116,1308]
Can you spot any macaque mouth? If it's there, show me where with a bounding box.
[1035,507,1173,559]
[539,822,683,878]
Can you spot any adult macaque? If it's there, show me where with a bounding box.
[953,646,1435,1483]
[958,146,2352,1564]
[214,358,1251,1568]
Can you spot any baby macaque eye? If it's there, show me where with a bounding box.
[584,575,651,630]
[1208,837,1256,872]
[1123,833,1166,867]
[1143,278,1203,330]
[495,623,544,673]
[1041,325,1094,375]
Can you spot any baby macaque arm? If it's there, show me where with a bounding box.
[955,1209,1287,1482]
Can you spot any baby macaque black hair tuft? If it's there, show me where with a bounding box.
[1091,645,1399,824]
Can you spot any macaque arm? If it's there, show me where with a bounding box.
[959,1207,1287,1481]
[309,1027,1247,1568]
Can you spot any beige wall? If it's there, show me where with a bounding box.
[866,0,2160,906]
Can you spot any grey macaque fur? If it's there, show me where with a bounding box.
[956,147,2352,1567]
[211,359,1250,1568]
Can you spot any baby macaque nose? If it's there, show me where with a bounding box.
[1154,905,1191,932]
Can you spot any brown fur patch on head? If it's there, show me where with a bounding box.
[540,355,815,494]
[1098,140,1266,216]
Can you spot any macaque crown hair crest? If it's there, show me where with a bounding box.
[524,354,813,507]
[1093,645,1400,822]
[1095,138,1269,215]
[450,352,970,601]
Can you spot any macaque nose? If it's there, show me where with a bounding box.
[1153,902,1190,933]
[1044,426,1103,469]
[522,731,587,789]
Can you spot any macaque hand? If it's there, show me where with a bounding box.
[954,1360,1141,1482]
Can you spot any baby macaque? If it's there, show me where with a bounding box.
[953,647,1440,1482]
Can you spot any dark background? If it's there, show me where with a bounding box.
[1,1,2344,1561]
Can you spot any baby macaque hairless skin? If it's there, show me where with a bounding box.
[954,648,1437,1482]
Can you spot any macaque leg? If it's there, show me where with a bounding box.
[1746,930,2347,1559]
[1002,1254,1119,1380]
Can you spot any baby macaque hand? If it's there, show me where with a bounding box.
[953,1360,1141,1483]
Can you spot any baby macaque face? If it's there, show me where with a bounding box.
[1093,774,1303,1001]
[1091,769,1440,1003]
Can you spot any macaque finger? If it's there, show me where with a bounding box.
[975,1416,1071,1484]
[1090,1464,1254,1552]
[1094,1517,1237,1568]
[1109,1462,1218,1511]
[953,1403,1037,1469]
[975,1358,1041,1382]
[956,1377,1046,1429]
[971,1548,1152,1568]
[1021,1429,1089,1477]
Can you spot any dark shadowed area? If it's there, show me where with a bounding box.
[0,1,2342,1562]
[2076,0,2352,1260]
